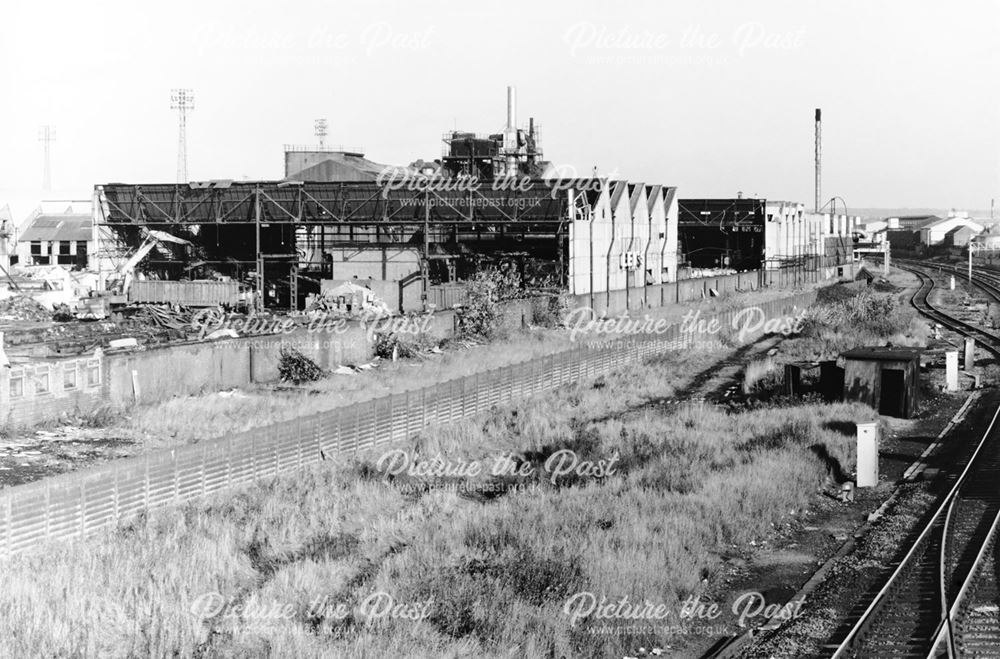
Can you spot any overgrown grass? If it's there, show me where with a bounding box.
[0,340,876,658]
[780,286,928,363]
[115,282,833,449]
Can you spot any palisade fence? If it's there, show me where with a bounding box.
[0,290,818,558]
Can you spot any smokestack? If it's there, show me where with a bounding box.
[814,108,822,213]
[507,86,517,130]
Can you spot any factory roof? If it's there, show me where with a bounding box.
[917,216,984,231]
[286,152,403,182]
[19,213,91,242]
[840,347,922,362]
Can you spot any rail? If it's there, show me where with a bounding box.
[831,263,1000,657]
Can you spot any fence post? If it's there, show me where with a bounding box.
[113,467,120,521]
[144,454,150,510]
[201,444,208,497]
[5,494,11,557]
[355,404,362,454]
[78,479,86,539]
[296,416,304,468]
[45,481,51,540]
[173,450,180,503]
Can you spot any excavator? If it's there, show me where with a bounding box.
[76,229,191,319]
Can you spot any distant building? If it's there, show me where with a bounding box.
[917,216,984,246]
[887,214,943,230]
[16,205,93,268]
[945,225,978,247]
[283,147,401,182]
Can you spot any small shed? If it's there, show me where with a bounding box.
[839,347,922,418]
[854,267,874,286]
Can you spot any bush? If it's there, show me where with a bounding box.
[457,268,523,340]
[277,346,325,384]
[372,330,437,360]
[530,293,573,328]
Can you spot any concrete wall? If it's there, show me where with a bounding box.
[1,263,854,426]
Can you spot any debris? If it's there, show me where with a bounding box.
[108,338,139,349]
[278,346,325,384]
[974,604,999,614]
[206,328,239,340]
[0,295,50,321]
[333,365,356,375]
[305,281,391,318]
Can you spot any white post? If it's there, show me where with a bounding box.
[964,338,975,371]
[946,351,959,391]
[969,243,973,282]
[950,275,956,291]
[856,422,879,488]
[131,369,141,404]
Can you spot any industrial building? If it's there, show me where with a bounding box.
[92,88,683,314]
[677,197,858,275]
[17,206,93,268]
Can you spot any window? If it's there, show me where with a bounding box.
[30,242,50,265]
[87,363,100,387]
[63,365,77,390]
[35,370,49,395]
[9,372,23,398]
[57,241,75,266]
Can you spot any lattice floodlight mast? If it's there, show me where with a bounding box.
[314,118,328,148]
[814,108,822,213]
[171,89,194,183]
[38,125,55,192]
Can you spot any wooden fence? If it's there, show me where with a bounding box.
[0,291,817,557]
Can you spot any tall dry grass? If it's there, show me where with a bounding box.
[0,338,877,658]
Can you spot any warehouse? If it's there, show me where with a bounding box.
[93,175,680,313]
[677,198,765,271]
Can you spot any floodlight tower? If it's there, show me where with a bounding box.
[171,89,195,182]
[814,108,822,213]
[39,125,55,192]
[315,118,328,148]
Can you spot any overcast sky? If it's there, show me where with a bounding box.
[1,0,997,215]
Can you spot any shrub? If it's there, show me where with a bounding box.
[530,293,573,329]
[277,346,325,384]
[457,268,523,341]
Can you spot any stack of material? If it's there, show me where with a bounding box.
[305,282,391,318]
[129,306,195,331]
[0,296,53,321]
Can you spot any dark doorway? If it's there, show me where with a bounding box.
[879,369,906,417]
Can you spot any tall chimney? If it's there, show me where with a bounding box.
[507,86,517,130]
[814,108,822,213]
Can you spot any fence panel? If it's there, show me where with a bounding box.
[0,287,821,557]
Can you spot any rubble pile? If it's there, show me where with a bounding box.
[278,346,325,384]
[304,282,391,318]
[0,296,53,322]
[128,305,195,331]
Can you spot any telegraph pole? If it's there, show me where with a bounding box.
[170,89,194,182]
[38,125,55,192]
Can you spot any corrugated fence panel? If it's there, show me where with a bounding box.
[0,288,823,557]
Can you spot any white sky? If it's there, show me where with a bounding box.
[1,0,997,218]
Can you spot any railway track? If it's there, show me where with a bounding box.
[830,264,1000,658]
